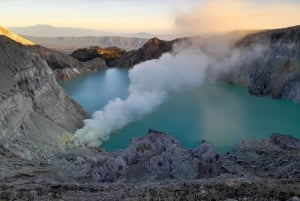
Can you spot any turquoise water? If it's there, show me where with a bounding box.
[61,68,300,153]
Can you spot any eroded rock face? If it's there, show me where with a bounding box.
[225,25,300,103]
[0,36,88,160]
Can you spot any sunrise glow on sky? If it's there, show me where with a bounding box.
[1,0,300,34]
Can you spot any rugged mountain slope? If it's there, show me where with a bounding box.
[30,45,107,80]
[0,26,34,45]
[25,35,148,53]
[224,25,300,102]
[0,35,88,160]
[0,26,107,81]
[71,46,126,63]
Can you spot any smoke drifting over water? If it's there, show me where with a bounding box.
[73,48,209,146]
[72,0,274,147]
[72,37,265,147]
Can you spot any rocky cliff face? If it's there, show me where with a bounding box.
[224,25,300,103]
[0,36,88,161]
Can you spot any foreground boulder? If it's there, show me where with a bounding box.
[60,129,222,183]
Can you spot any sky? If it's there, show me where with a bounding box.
[1,0,300,34]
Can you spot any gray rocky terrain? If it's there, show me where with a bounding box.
[0,35,88,169]
[1,128,299,200]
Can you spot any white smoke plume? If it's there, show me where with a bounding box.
[73,49,206,146]
[71,37,262,147]
[71,0,277,147]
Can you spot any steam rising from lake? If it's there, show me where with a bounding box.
[72,37,266,147]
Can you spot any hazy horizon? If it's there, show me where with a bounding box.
[2,0,300,36]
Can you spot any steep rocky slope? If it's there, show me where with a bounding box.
[224,25,300,102]
[0,26,107,81]
[0,26,34,45]
[0,35,88,160]
[30,45,107,80]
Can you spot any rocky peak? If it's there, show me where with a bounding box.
[108,38,175,67]
[144,37,162,46]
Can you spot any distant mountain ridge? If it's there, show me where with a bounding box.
[9,24,182,39]
[24,35,148,52]
[9,24,112,37]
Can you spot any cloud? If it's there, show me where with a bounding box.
[175,0,300,33]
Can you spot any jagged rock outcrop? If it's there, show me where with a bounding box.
[71,46,126,63]
[57,129,222,183]
[1,130,299,200]
[108,37,177,67]
[31,45,107,81]
[0,35,88,161]
[225,25,300,103]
